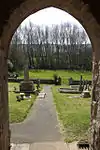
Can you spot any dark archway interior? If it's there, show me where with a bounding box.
[0,0,100,36]
[0,1,100,150]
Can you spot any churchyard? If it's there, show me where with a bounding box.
[8,69,92,143]
[19,69,92,84]
[52,85,91,142]
[8,82,37,123]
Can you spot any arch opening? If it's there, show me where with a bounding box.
[1,0,100,149]
[8,7,92,146]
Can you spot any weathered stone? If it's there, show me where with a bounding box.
[81,90,91,98]
[20,66,34,93]
[24,65,29,81]
[20,81,34,93]
[1,0,100,150]
[0,49,10,150]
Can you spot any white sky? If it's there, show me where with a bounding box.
[21,7,82,28]
[20,7,91,43]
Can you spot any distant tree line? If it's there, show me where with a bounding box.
[9,21,92,71]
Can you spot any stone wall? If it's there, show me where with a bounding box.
[8,78,55,84]
[0,49,9,150]
[0,0,100,150]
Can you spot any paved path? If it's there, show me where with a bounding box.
[10,85,62,144]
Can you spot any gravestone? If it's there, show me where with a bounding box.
[79,75,84,92]
[36,79,40,91]
[81,90,91,98]
[84,80,88,90]
[20,65,34,94]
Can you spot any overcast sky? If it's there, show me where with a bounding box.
[21,7,83,28]
[20,7,91,43]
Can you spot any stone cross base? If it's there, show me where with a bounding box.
[20,81,34,93]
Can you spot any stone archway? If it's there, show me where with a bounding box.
[1,1,100,150]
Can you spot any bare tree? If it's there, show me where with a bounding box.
[10,21,92,71]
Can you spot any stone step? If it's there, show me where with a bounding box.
[11,142,89,150]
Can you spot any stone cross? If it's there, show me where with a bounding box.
[24,65,29,81]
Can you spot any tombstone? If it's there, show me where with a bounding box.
[58,76,61,85]
[81,90,91,98]
[54,74,58,85]
[20,65,34,95]
[84,80,88,90]
[79,75,83,92]
[68,77,73,85]
[87,84,90,91]
[16,95,21,102]
[54,75,62,85]
[36,79,40,91]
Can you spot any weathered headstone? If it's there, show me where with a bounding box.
[81,90,91,98]
[84,80,88,90]
[20,65,34,95]
[36,79,40,91]
[58,76,61,85]
[79,75,83,92]
[68,77,73,85]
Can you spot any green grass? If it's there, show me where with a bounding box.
[52,85,91,142]
[9,70,92,139]
[8,82,36,123]
[8,82,19,92]
[19,70,92,84]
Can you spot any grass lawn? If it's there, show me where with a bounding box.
[8,82,36,123]
[9,69,92,139]
[8,82,19,92]
[52,85,91,142]
[19,70,92,84]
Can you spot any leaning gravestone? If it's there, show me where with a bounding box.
[20,65,34,95]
